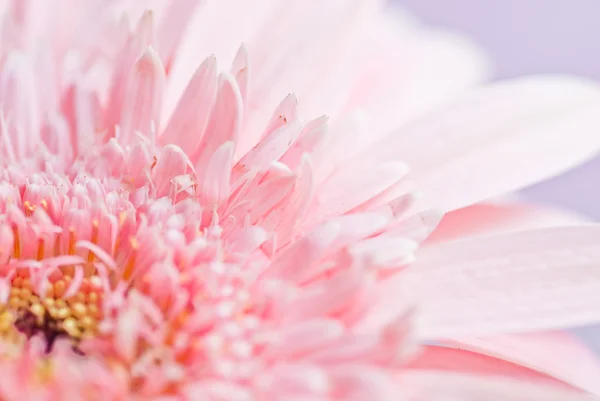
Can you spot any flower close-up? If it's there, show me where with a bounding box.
[1,0,600,400]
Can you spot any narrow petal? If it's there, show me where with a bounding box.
[365,76,600,212]
[161,55,218,152]
[194,73,242,173]
[199,141,234,205]
[152,145,192,198]
[157,0,203,73]
[120,46,165,144]
[236,119,302,172]
[309,161,409,223]
[231,44,249,103]
[0,52,40,158]
[404,226,600,338]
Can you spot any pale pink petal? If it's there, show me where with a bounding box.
[427,200,590,243]
[342,6,490,137]
[231,44,249,104]
[239,0,381,156]
[269,155,315,245]
[364,76,600,212]
[152,145,192,198]
[0,52,40,157]
[308,161,409,223]
[446,332,600,396]
[236,119,302,172]
[199,141,234,205]
[397,370,599,401]
[406,345,578,390]
[193,73,242,173]
[264,220,341,283]
[403,226,600,338]
[164,0,278,119]
[120,46,165,144]
[160,55,218,152]
[157,0,202,73]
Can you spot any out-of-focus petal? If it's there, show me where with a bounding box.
[397,370,600,401]
[445,332,600,396]
[404,226,600,337]
[427,200,590,243]
[361,76,600,212]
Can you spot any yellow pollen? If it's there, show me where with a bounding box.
[4,264,105,344]
[23,201,36,217]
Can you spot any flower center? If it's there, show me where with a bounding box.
[0,195,135,351]
[7,262,103,345]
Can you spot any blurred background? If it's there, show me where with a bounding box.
[394,0,600,350]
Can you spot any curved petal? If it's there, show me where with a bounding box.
[427,200,590,243]
[444,332,600,396]
[397,370,599,401]
[406,345,578,390]
[362,75,600,213]
[342,6,490,139]
[403,226,600,337]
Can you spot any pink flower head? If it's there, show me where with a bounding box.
[0,1,600,400]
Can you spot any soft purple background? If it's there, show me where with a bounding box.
[394,0,600,350]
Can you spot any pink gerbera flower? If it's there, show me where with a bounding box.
[1,1,600,400]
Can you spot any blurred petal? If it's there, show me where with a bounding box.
[446,332,600,396]
[405,226,600,337]
[343,6,490,137]
[364,76,600,212]
[427,200,590,243]
[398,370,599,401]
[406,345,576,390]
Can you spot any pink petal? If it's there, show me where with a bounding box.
[404,226,600,338]
[269,155,315,245]
[0,52,40,157]
[446,332,600,396]
[364,76,600,212]
[225,226,267,254]
[194,73,243,173]
[406,345,577,389]
[198,141,234,205]
[397,370,599,401]
[268,319,344,359]
[161,55,218,152]
[280,116,329,171]
[153,145,192,198]
[239,0,381,156]
[264,220,341,283]
[427,200,590,244]
[343,7,490,137]
[231,44,249,103]
[236,119,302,172]
[104,12,155,137]
[120,46,165,144]
[309,161,409,223]
[157,0,202,73]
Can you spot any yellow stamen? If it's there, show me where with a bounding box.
[122,237,139,281]
[12,225,20,258]
[36,237,45,261]
[88,220,100,262]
